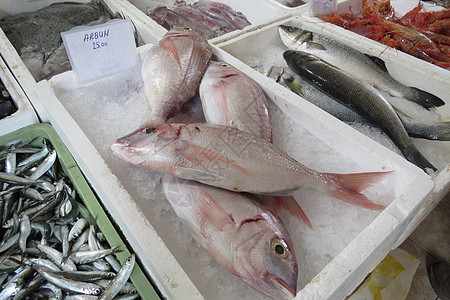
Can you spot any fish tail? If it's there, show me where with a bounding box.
[405,145,437,171]
[261,195,313,229]
[406,87,445,110]
[323,171,394,210]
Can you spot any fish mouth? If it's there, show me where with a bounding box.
[219,73,239,79]
[274,277,297,297]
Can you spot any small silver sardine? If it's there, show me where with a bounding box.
[39,270,102,295]
[278,25,445,110]
[112,123,390,209]
[162,176,297,299]
[141,27,212,127]
[98,254,135,300]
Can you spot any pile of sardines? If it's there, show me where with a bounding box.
[0,79,17,120]
[0,138,138,299]
[148,0,251,39]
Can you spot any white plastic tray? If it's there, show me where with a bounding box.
[26,40,439,300]
[0,55,38,135]
[123,0,292,44]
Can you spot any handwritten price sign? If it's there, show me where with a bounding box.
[61,19,138,82]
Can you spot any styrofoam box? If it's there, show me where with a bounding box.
[0,55,38,135]
[20,34,443,299]
[121,0,293,44]
[216,15,450,247]
[289,0,449,116]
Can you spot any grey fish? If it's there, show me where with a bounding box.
[283,50,437,171]
[277,67,450,141]
[279,25,445,110]
[0,0,114,81]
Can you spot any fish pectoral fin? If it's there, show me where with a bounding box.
[365,54,389,73]
[175,166,225,182]
[261,195,312,229]
[159,36,181,68]
[199,188,236,231]
[306,41,326,51]
[174,140,250,176]
[212,80,229,121]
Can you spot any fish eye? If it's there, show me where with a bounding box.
[94,288,102,295]
[271,238,289,258]
[142,127,155,134]
[287,26,296,32]
[182,27,192,31]
[220,63,230,68]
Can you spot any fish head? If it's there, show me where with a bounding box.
[111,123,180,166]
[279,25,313,48]
[231,211,298,299]
[164,26,207,42]
[204,61,241,80]
[283,50,321,69]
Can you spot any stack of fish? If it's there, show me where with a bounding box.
[0,79,17,120]
[0,137,138,299]
[257,25,449,172]
[0,0,117,81]
[148,0,251,39]
[111,27,392,299]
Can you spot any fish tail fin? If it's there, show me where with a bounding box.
[405,145,437,171]
[261,195,313,229]
[323,171,394,210]
[407,87,445,110]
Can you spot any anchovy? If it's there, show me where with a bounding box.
[68,218,89,242]
[283,50,437,171]
[98,254,136,300]
[68,247,119,265]
[38,270,103,295]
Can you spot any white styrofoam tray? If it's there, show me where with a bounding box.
[0,55,38,135]
[216,15,450,247]
[122,0,293,44]
[20,35,440,300]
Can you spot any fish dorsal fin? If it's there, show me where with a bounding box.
[365,54,389,73]
[306,41,326,51]
[174,140,250,181]
[159,36,181,68]
[261,195,312,229]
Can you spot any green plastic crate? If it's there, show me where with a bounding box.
[0,123,160,300]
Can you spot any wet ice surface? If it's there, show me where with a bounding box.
[50,47,445,298]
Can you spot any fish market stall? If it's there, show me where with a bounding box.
[19,38,437,299]
[0,0,448,299]
[0,55,38,135]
